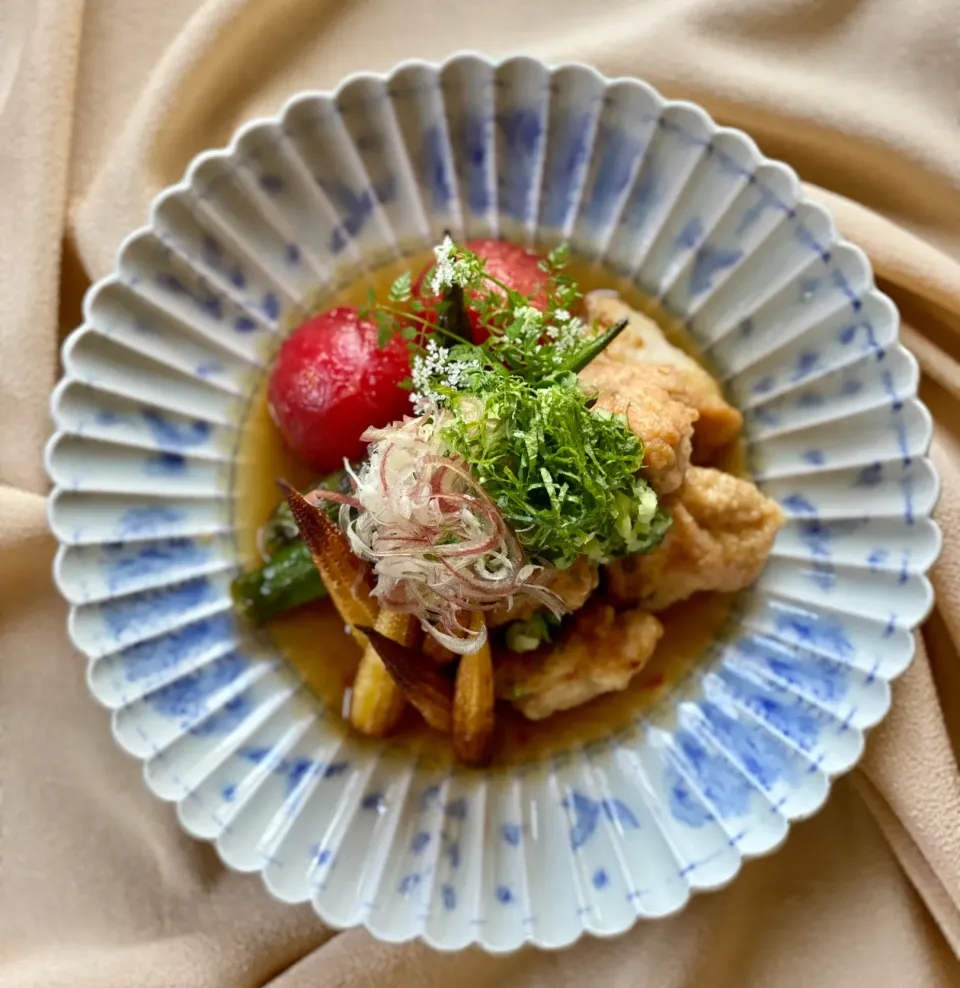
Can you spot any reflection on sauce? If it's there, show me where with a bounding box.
[235,251,743,768]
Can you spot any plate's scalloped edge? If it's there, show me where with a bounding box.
[45,52,942,954]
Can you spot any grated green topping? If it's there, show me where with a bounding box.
[439,373,670,568]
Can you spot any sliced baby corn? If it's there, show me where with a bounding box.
[422,633,457,665]
[452,612,495,766]
[359,626,453,733]
[281,482,377,647]
[350,610,420,737]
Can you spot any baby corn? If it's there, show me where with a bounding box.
[281,482,377,647]
[422,634,457,665]
[350,610,419,737]
[359,626,453,732]
[452,613,495,766]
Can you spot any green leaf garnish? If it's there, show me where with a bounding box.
[388,271,412,303]
[439,372,669,568]
[505,611,562,653]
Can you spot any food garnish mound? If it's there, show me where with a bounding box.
[233,238,782,765]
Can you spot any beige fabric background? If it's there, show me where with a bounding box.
[3,0,960,985]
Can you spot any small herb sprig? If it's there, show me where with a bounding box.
[361,239,626,406]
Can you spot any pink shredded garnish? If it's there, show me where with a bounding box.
[306,489,363,511]
[329,409,562,654]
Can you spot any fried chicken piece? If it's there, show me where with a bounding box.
[579,358,698,494]
[584,293,743,454]
[494,602,663,721]
[605,466,783,610]
[488,555,599,628]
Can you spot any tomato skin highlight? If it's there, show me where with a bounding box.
[267,306,412,473]
[413,238,549,343]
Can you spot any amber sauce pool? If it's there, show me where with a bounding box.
[235,252,744,767]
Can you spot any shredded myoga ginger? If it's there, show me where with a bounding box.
[313,410,562,655]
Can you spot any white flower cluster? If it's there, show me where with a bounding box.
[510,305,583,358]
[545,310,588,363]
[512,305,544,339]
[430,235,475,295]
[410,338,479,413]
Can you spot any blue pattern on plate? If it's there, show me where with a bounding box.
[790,351,820,382]
[734,185,784,236]
[143,410,212,448]
[700,700,798,790]
[867,548,889,570]
[258,174,285,195]
[239,746,349,793]
[841,378,863,396]
[718,670,821,751]
[752,376,776,396]
[103,537,210,592]
[798,519,844,559]
[411,831,431,853]
[190,693,252,736]
[261,292,281,320]
[674,218,704,251]
[855,462,884,487]
[562,791,640,850]
[322,177,395,252]
[689,244,744,296]
[773,606,854,659]
[145,452,187,476]
[119,613,234,683]
[446,798,467,820]
[735,635,850,702]
[117,506,185,537]
[797,391,825,408]
[459,112,491,214]
[669,731,754,821]
[543,111,595,227]
[361,792,385,812]
[782,494,818,516]
[421,124,454,208]
[497,108,543,222]
[495,885,515,905]
[155,273,224,321]
[100,577,218,641]
[144,652,249,731]
[195,360,224,376]
[619,163,659,232]
[201,235,246,289]
[664,766,716,828]
[311,846,333,867]
[398,873,421,896]
[583,125,644,226]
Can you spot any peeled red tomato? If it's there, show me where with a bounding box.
[413,238,549,343]
[267,306,412,474]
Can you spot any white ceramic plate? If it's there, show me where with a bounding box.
[47,53,940,952]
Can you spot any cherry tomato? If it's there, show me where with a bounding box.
[413,239,549,343]
[267,306,412,474]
